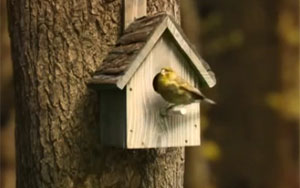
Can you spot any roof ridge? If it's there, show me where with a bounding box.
[89,13,216,89]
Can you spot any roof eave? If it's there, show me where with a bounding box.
[165,17,217,88]
[92,14,216,89]
[116,17,169,89]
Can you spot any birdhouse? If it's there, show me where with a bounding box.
[89,12,216,149]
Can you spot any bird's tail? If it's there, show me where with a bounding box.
[203,98,216,105]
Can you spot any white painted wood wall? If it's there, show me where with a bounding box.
[126,33,201,148]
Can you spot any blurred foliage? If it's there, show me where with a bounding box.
[266,0,299,122]
[278,10,299,46]
[183,0,299,188]
[267,91,299,120]
[201,141,221,162]
[0,0,298,188]
[1,0,16,188]
[1,0,14,127]
[200,13,244,56]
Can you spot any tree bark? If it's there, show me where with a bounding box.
[7,0,184,187]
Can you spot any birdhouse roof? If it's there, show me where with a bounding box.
[90,12,216,89]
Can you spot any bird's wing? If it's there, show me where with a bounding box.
[175,76,204,99]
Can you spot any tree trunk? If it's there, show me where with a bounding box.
[7,0,183,187]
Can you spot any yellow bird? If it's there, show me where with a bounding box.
[153,67,215,106]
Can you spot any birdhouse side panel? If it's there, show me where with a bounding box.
[126,35,201,148]
[100,89,127,147]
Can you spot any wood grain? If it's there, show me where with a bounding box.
[91,13,216,89]
[8,0,186,187]
[116,15,216,89]
[126,35,201,148]
[124,0,147,29]
[92,13,166,78]
[100,89,126,147]
[117,18,168,89]
[166,18,216,87]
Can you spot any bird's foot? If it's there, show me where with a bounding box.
[159,104,174,117]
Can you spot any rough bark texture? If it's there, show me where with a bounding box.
[90,12,215,86]
[93,13,167,79]
[7,0,184,187]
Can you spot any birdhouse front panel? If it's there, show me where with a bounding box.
[126,33,201,148]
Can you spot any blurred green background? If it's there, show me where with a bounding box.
[1,0,299,188]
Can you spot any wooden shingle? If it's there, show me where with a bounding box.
[89,12,216,88]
